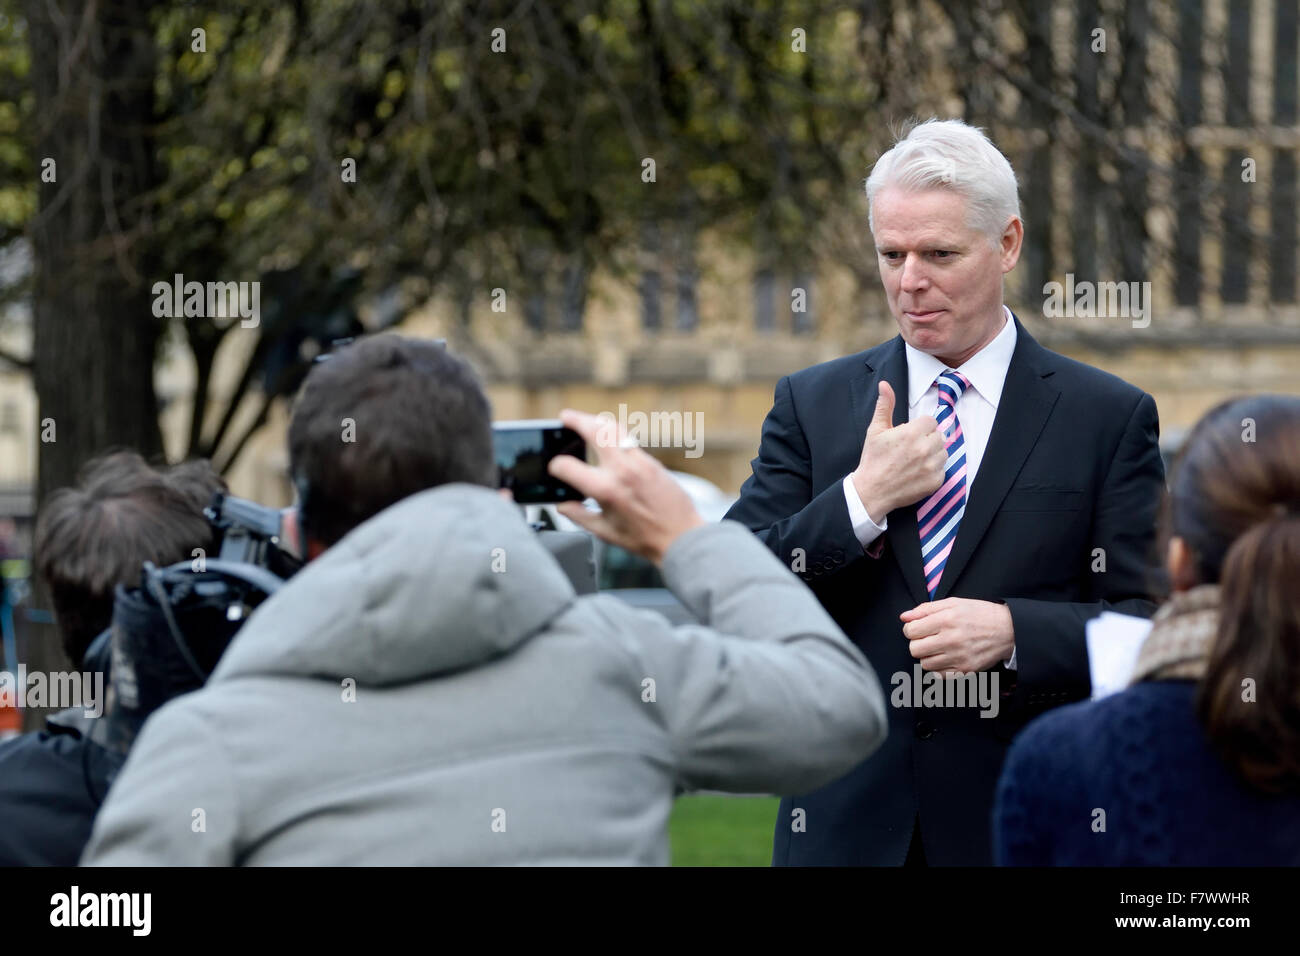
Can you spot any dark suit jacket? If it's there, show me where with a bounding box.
[724,315,1166,865]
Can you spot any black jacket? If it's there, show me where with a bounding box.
[0,710,122,866]
[0,571,262,866]
[724,316,1166,865]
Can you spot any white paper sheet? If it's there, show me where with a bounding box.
[1085,611,1153,700]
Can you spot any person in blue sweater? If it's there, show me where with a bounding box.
[994,393,1300,866]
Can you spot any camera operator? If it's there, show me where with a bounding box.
[0,453,225,865]
[83,334,887,866]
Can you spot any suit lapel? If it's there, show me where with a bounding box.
[934,319,1061,600]
[856,338,930,607]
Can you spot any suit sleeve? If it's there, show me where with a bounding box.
[81,702,239,866]
[723,376,869,583]
[1002,392,1165,705]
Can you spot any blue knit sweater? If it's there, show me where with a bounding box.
[994,680,1300,865]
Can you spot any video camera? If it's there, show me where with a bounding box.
[83,492,302,685]
[203,491,304,582]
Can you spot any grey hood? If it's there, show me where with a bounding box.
[212,484,576,686]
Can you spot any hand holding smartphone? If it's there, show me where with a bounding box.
[492,420,587,504]
[544,409,705,566]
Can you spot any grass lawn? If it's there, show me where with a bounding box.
[669,794,780,866]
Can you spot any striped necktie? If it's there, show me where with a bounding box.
[918,369,971,600]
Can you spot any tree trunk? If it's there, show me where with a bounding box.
[22,0,164,727]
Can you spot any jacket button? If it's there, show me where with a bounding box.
[914,720,936,740]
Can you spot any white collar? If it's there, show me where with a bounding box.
[905,305,1018,409]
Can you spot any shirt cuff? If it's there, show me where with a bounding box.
[843,474,887,550]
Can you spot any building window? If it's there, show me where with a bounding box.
[754,267,775,333]
[524,291,546,332]
[676,266,698,333]
[640,268,661,332]
[560,261,587,332]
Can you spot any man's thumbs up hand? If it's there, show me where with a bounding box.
[851,381,948,521]
[868,381,897,439]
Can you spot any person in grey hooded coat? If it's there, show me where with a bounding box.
[82,336,887,866]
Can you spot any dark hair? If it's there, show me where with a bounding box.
[34,452,227,665]
[1164,394,1300,792]
[287,334,495,548]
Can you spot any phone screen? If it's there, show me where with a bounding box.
[492,421,587,503]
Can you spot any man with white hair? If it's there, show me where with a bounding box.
[726,118,1166,866]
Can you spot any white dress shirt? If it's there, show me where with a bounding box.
[841,305,1019,665]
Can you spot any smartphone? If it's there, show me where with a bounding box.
[492,420,587,504]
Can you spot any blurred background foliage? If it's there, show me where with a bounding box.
[4,0,1296,508]
[2,0,900,488]
[10,0,1263,493]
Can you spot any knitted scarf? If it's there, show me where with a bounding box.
[1128,584,1220,684]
